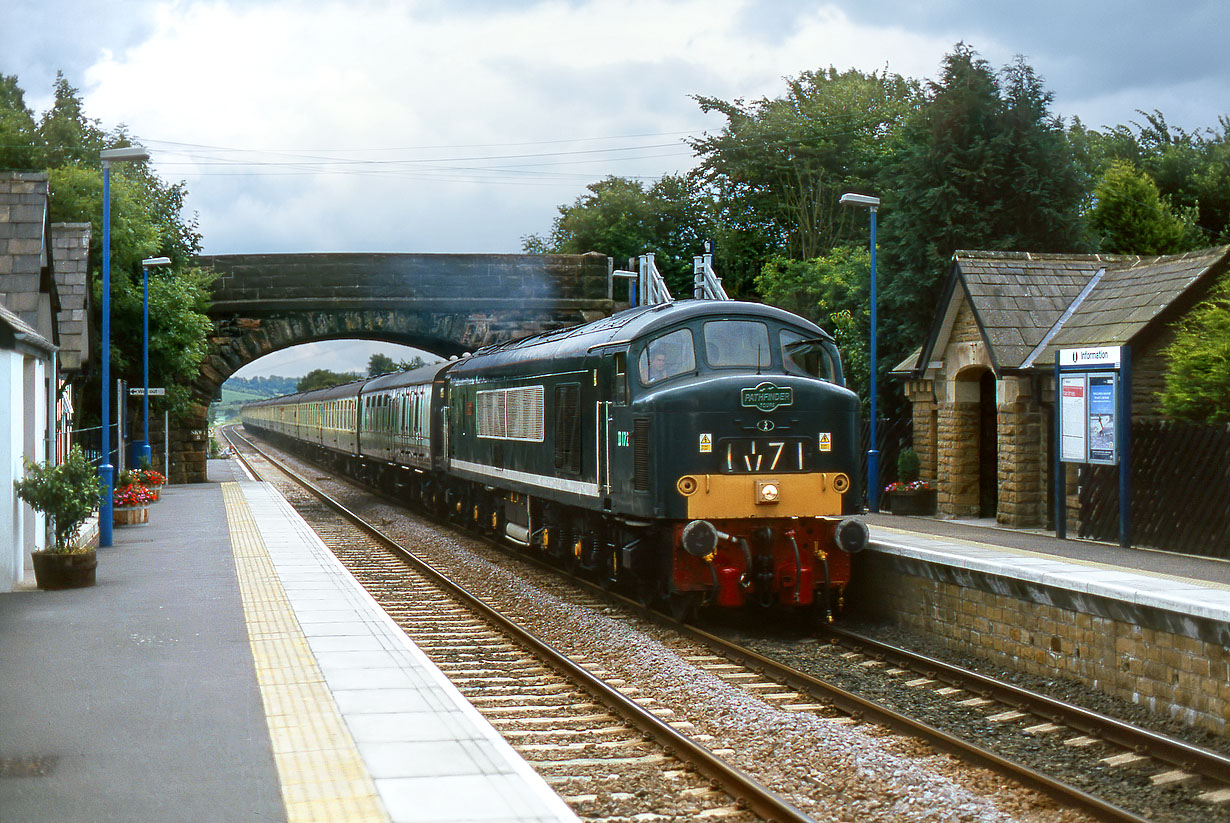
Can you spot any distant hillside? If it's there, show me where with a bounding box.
[210,375,300,425]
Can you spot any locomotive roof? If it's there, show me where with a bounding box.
[450,300,830,373]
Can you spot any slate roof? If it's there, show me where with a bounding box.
[896,246,1230,377]
[1029,246,1229,365]
[0,299,54,355]
[0,172,59,344]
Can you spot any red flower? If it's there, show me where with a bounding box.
[113,483,154,506]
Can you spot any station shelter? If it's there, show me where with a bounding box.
[890,245,1229,529]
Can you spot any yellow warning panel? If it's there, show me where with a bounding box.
[222,483,389,823]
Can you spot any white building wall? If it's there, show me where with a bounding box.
[1,351,24,591]
[25,356,48,559]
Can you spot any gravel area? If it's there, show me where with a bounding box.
[241,436,1100,823]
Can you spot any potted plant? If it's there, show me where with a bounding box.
[135,467,166,501]
[14,445,104,590]
[113,472,154,525]
[885,448,936,516]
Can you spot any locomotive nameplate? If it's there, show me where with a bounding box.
[740,382,793,412]
[677,472,846,519]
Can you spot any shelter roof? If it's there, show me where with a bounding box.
[895,246,1230,377]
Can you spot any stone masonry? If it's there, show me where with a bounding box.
[854,554,1230,737]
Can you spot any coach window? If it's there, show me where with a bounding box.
[702,320,771,370]
[638,329,695,385]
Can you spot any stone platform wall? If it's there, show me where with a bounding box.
[852,551,1230,737]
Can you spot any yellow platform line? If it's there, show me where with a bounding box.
[222,482,389,823]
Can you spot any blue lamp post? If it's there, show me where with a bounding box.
[840,192,881,512]
[134,256,172,470]
[99,146,150,547]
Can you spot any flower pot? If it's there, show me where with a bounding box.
[113,504,150,526]
[887,488,937,516]
[32,549,97,590]
[148,485,162,502]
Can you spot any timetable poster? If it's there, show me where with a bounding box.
[1059,376,1087,462]
[1087,374,1117,464]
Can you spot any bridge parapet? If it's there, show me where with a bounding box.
[201,251,613,313]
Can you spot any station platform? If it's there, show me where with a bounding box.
[0,457,578,823]
[865,512,1230,630]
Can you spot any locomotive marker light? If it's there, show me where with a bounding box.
[840,191,881,512]
[755,480,781,504]
[99,145,150,548]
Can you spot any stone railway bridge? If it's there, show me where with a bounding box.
[165,252,618,483]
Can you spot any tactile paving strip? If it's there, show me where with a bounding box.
[223,482,389,823]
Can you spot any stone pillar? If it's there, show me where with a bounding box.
[938,377,981,517]
[997,376,1046,527]
[904,380,938,484]
[167,401,210,484]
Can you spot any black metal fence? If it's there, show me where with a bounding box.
[1079,421,1230,559]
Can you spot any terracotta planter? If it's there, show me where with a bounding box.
[113,504,150,526]
[887,489,937,516]
[31,549,97,590]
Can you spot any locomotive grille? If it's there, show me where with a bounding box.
[633,418,650,491]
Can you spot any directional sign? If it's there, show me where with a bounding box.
[128,387,166,396]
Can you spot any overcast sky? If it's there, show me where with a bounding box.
[6,0,1228,376]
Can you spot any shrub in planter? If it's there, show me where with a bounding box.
[14,446,103,589]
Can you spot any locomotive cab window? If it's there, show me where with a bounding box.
[612,351,628,404]
[703,320,772,370]
[781,329,838,383]
[638,329,695,385]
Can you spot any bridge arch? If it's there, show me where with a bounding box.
[166,252,619,483]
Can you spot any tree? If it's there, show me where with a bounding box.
[297,369,360,392]
[1082,111,1230,247]
[1089,159,1199,255]
[1158,271,1230,424]
[0,74,37,170]
[368,353,398,376]
[879,45,1087,353]
[690,67,921,269]
[524,174,711,296]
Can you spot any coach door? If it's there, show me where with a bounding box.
[597,350,630,508]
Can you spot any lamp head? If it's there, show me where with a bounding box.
[100,146,150,165]
[142,257,172,268]
[840,192,880,208]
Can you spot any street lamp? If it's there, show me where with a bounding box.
[839,192,881,513]
[135,256,172,470]
[99,146,149,547]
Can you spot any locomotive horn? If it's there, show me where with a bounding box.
[835,517,869,554]
[681,519,728,558]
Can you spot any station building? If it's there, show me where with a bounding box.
[891,245,1230,530]
[0,171,93,591]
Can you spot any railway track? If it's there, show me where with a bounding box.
[224,425,1230,822]
[227,428,801,823]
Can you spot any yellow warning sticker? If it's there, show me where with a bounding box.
[699,433,712,453]
[818,433,832,452]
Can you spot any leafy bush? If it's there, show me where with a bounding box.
[897,447,921,484]
[14,446,103,553]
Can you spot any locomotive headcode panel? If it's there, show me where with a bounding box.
[241,299,868,619]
